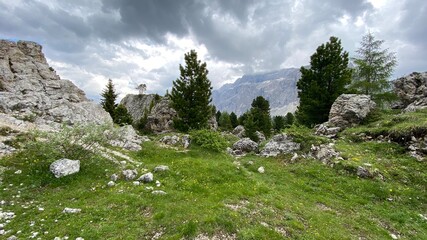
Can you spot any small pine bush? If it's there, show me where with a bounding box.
[190,129,228,152]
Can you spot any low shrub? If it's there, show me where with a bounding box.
[190,129,228,152]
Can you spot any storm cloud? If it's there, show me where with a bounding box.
[0,0,425,100]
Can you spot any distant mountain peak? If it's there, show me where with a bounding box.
[212,68,301,116]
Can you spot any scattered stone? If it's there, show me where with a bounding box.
[154,165,169,172]
[182,134,191,148]
[357,166,372,178]
[110,174,119,182]
[247,160,254,165]
[14,170,22,174]
[109,125,143,151]
[122,169,138,181]
[255,131,266,142]
[419,214,427,221]
[155,180,161,187]
[151,190,167,195]
[138,172,154,183]
[159,135,180,145]
[315,123,341,138]
[76,237,84,240]
[50,159,80,178]
[107,181,115,187]
[38,207,44,211]
[0,211,15,220]
[232,138,258,155]
[232,125,245,138]
[257,166,265,173]
[390,233,399,239]
[310,144,340,164]
[291,153,298,162]
[62,208,81,214]
[260,133,300,157]
[7,235,17,240]
[133,181,140,186]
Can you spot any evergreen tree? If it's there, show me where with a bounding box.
[229,112,238,128]
[296,36,352,126]
[218,111,232,131]
[100,79,118,122]
[285,112,294,126]
[350,32,397,105]
[250,96,272,137]
[215,110,222,123]
[273,115,286,132]
[114,104,133,126]
[244,113,258,142]
[238,112,248,126]
[170,50,213,132]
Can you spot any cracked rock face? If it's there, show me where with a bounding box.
[394,72,427,112]
[0,39,112,126]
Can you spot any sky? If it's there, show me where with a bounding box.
[1,0,426,101]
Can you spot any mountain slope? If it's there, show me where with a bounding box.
[212,68,301,116]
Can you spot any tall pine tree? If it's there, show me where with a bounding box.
[171,50,213,132]
[101,79,118,121]
[296,36,352,126]
[350,32,397,105]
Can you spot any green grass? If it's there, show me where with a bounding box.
[1,122,427,239]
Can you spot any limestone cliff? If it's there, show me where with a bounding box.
[0,40,111,126]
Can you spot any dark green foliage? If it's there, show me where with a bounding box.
[171,50,213,132]
[238,112,248,126]
[230,112,238,128]
[285,112,295,126]
[249,96,272,137]
[215,110,221,123]
[100,79,118,121]
[273,115,286,132]
[244,113,259,142]
[350,32,397,106]
[114,104,133,126]
[190,129,228,152]
[296,36,352,126]
[218,112,232,131]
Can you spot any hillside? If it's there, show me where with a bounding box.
[212,68,301,116]
[0,108,426,239]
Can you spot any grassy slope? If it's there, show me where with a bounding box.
[1,111,426,239]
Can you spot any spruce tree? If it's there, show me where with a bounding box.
[250,96,272,137]
[273,115,286,132]
[229,112,238,128]
[350,32,397,105]
[114,104,133,126]
[244,113,258,142]
[171,50,213,132]
[285,112,294,126]
[296,36,352,126]
[101,79,118,122]
[218,111,232,131]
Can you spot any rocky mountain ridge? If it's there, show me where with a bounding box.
[212,68,301,116]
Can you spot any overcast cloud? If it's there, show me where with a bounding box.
[0,0,426,101]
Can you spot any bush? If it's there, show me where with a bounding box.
[190,129,228,152]
[283,125,329,152]
[25,123,117,160]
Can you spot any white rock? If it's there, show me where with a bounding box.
[76,237,84,240]
[50,159,80,178]
[390,233,398,239]
[14,170,22,174]
[154,165,169,172]
[122,169,138,181]
[155,180,161,187]
[110,174,119,182]
[138,172,154,183]
[133,181,140,186]
[107,181,115,187]
[258,166,265,173]
[62,208,81,214]
[152,190,167,195]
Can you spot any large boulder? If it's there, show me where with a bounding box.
[109,125,144,151]
[232,125,245,138]
[394,72,427,112]
[0,40,112,126]
[232,138,258,154]
[119,94,156,125]
[50,158,80,178]
[328,94,376,128]
[260,133,300,157]
[144,98,177,134]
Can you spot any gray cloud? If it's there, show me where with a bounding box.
[0,0,426,100]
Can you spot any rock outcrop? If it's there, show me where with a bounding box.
[119,94,156,124]
[50,158,80,178]
[232,138,258,155]
[0,40,112,126]
[260,133,300,157]
[144,97,177,134]
[316,94,376,137]
[394,72,427,112]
